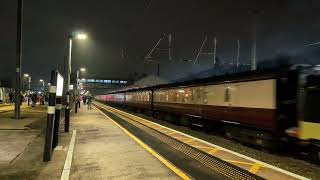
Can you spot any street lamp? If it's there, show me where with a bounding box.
[77,67,86,90]
[14,0,23,119]
[76,33,87,40]
[75,67,87,113]
[65,31,87,132]
[39,79,44,91]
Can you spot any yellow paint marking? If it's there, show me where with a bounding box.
[249,163,262,174]
[97,108,191,180]
[208,148,219,155]
[153,126,164,131]
[166,132,177,136]
[183,139,193,144]
[159,130,173,134]
[222,160,255,166]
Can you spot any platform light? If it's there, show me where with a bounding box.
[24,74,29,77]
[39,79,44,82]
[76,33,87,40]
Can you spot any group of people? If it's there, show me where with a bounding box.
[76,93,93,110]
[6,90,93,111]
[7,91,47,106]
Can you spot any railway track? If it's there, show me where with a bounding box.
[94,101,310,180]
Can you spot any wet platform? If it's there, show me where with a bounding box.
[64,105,180,179]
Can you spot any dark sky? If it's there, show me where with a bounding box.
[1,0,320,83]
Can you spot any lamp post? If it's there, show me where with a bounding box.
[65,32,87,132]
[75,67,86,113]
[39,79,45,91]
[24,74,31,106]
[14,0,23,119]
[77,67,86,90]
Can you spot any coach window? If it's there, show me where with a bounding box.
[224,86,231,102]
[160,91,166,102]
[202,90,208,104]
[167,90,171,102]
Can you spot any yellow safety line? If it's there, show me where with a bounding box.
[166,132,177,136]
[153,126,164,130]
[183,139,194,144]
[96,107,191,180]
[159,130,174,134]
[249,163,261,174]
[222,160,255,166]
[208,148,219,155]
[173,137,190,142]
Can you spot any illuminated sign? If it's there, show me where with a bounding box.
[56,72,64,97]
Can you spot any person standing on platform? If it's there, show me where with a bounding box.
[9,92,13,105]
[83,95,87,105]
[75,94,80,109]
[20,93,24,105]
[31,93,37,107]
[87,94,92,110]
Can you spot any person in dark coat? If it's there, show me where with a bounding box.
[31,93,37,107]
[20,94,24,105]
[87,95,93,110]
[9,92,13,105]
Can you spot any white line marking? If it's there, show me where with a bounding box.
[191,123,204,127]
[221,120,240,125]
[95,102,310,180]
[61,130,77,180]
[186,114,202,118]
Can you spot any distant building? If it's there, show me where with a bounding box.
[80,77,133,95]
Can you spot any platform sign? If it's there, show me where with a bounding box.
[56,72,64,97]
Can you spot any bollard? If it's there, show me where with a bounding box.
[43,70,57,162]
[52,97,61,149]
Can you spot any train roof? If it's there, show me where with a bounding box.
[104,66,300,94]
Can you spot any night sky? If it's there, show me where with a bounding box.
[1,0,320,83]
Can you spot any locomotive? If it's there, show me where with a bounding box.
[95,65,320,161]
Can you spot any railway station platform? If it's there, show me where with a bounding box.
[47,105,181,179]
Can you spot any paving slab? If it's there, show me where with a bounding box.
[0,104,47,166]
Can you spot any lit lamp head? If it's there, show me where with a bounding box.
[76,33,87,40]
[70,31,88,40]
[39,79,44,82]
[80,67,86,72]
[24,74,29,77]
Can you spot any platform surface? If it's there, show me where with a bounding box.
[68,105,180,180]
